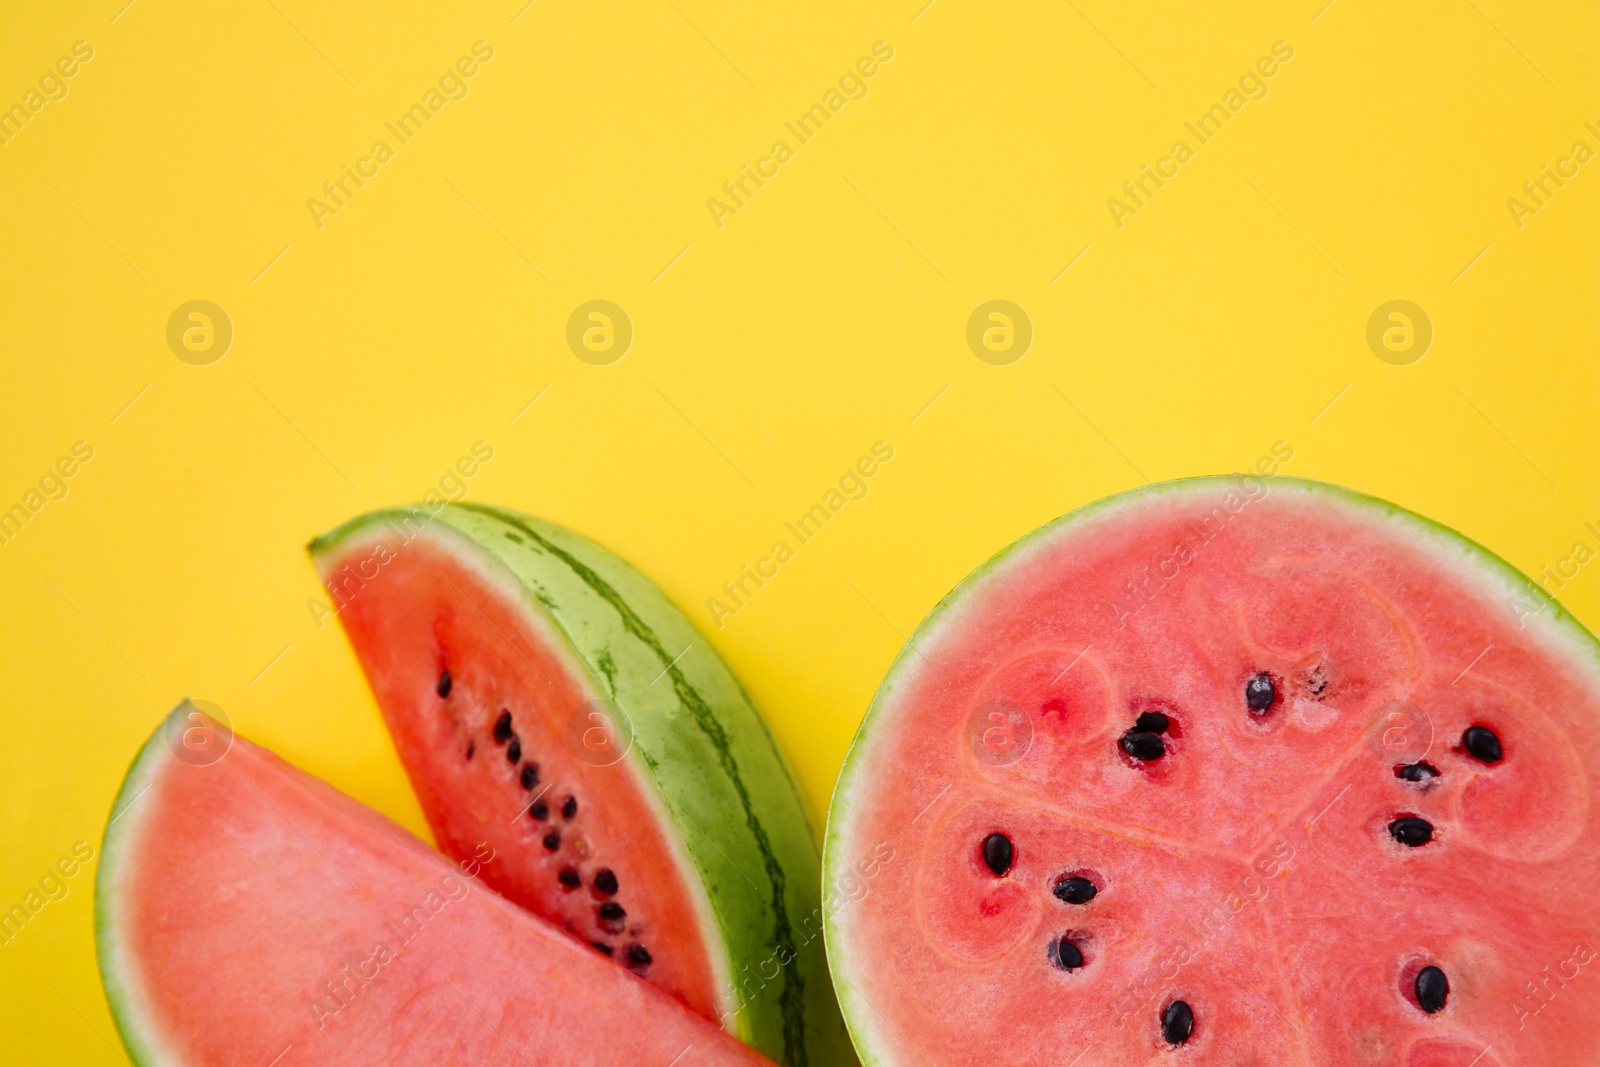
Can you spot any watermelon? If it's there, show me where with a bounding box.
[309,503,848,1067]
[95,704,776,1066]
[824,475,1600,1065]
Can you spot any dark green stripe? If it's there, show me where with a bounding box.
[460,503,808,1066]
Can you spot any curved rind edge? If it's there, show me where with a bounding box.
[310,504,852,1067]
[95,703,190,1067]
[312,511,739,1036]
[821,474,1600,1066]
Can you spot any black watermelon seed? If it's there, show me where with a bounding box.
[1389,816,1434,847]
[1395,762,1439,783]
[436,670,452,698]
[558,867,580,890]
[529,799,549,821]
[562,795,578,820]
[493,711,513,743]
[520,763,540,790]
[465,742,475,761]
[1051,938,1085,970]
[1462,726,1503,765]
[542,831,561,851]
[506,739,521,763]
[1162,1000,1195,1046]
[590,940,613,956]
[593,869,619,896]
[1120,731,1166,762]
[1415,965,1449,1014]
[599,901,627,932]
[981,833,1014,876]
[626,944,652,968]
[1245,672,1276,713]
[1053,876,1098,905]
[1134,711,1170,734]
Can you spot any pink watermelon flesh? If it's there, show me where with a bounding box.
[315,533,725,1022]
[826,478,1600,1066]
[96,708,773,1067]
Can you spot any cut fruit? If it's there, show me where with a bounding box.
[95,704,775,1067]
[824,476,1600,1065]
[309,504,848,1067]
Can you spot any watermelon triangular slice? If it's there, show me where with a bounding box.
[307,503,849,1066]
[825,476,1600,1065]
[96,704,776,1067]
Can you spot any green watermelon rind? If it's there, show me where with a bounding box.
[309,503,852,1067]
[95,703,197,1067]
[821,474,1600,1066]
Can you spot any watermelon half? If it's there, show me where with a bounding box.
[309,503,848,1066]
[824,476,1600,1065]
[96,704,776,1066]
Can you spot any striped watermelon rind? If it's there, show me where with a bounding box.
[310,502,851,1067]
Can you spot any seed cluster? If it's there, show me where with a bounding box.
[1384,724,1506,857]
[1119,710,1171,763]
[1372,723,1503,1017]
[979,832,1190,1040]
[997,678,1513,1040]
[438,669,652,972]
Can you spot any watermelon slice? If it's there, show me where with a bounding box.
[95,704,776,1066]
[309,503,848,1067]
[824,476,1600,1065]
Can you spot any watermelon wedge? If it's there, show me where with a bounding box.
[309,504,848,1067]
[824,476,1600,1065]
[95,704,776,1066]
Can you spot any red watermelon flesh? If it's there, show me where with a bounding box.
[311,505,855,1067]
[825,477,1600,1065]
[313,532,724,1019]
[96,705,775,1067]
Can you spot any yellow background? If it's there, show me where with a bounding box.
[2,0,1596,1057]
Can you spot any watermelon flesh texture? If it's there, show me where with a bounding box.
[96,705,775,1067]
[315,530,724,1019]
[311,504,849,1067]
[825,477,1600,1066]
